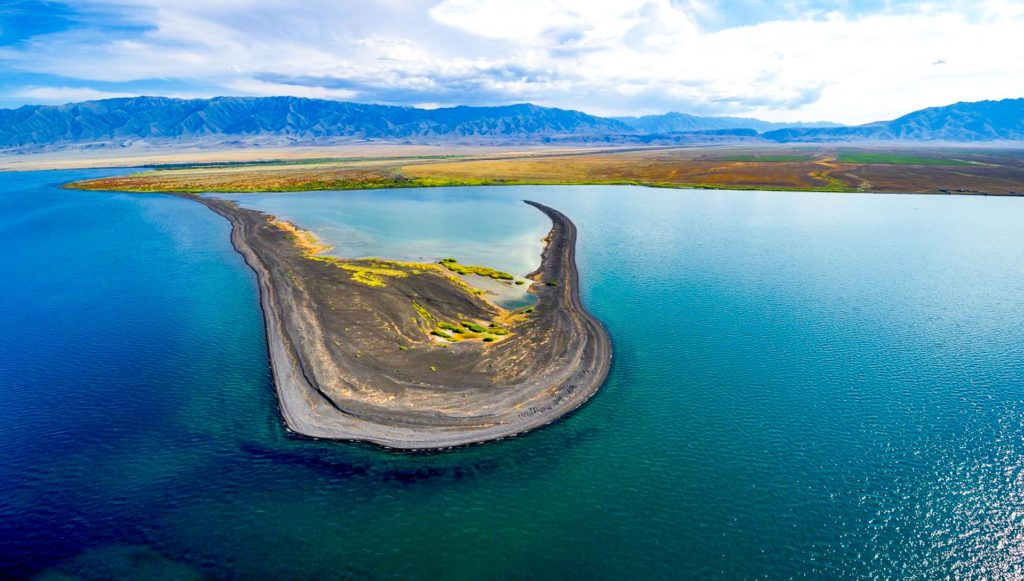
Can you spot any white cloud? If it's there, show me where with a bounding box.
[428,0,670,47]
[224,78,358,100]
[12,86,142,103]
[0,0,1022,123]
[10,85,216,104]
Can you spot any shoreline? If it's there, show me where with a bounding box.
[185,193,611,449]
[62,143,1024,198]
[69,174,1024,198]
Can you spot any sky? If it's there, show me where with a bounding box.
[0,0,1022,123]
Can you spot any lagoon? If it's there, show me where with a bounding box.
[3,172,1024,578]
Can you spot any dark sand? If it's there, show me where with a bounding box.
[191,195,611,449]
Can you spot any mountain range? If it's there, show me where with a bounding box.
[615,112,841,133]
[0,97,628,150]
[0,96,1021,151]
[762,99,1024,142]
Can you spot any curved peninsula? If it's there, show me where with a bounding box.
[188,194,610,449]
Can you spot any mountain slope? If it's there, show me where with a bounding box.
[0,96,1022,150]
[0,97,631,149]
[764,98,1024,142]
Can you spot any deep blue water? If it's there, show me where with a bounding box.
[3,171,1024,579]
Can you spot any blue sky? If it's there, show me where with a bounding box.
[0,0,1021,123]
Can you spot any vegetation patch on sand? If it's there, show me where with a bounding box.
[808,170,848,191]
[333,262,410,288]
[266,219,516,345]
[428,318,513,343]
[440,258,514,280]
[268,218,332,255]
[266,218,509,296]
[268,218,417,288]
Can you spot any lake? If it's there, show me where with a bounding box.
[3,171,1024,579]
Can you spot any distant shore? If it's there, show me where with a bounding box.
[184,193,610,449]
[62,144,1024,196]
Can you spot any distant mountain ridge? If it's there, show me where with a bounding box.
[764,99,1024,142]
[0,97,630,150]
[0,96,1021,151]
[614,111,842,133]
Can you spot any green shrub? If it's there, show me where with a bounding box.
[439,259,514,280]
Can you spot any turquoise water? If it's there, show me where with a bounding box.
[211,189,551,276]
[3,173,1024,579]
[210,188,552,307]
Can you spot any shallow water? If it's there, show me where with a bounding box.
[211,188,551,274]
[3,173,1024,579]
[210,188,552,307]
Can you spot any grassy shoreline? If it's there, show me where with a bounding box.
[62,145,1024,196]
[69,174,1014,196]
[66,172,868,194]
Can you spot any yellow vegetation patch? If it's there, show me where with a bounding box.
[335,263,409,287]
[268,217,332,256]
[439,258,513,280]
[411,300,435,326]
[264,216,512,304]
[431,318,514,344]
[412,299,515,345]
[268,217,421,288]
